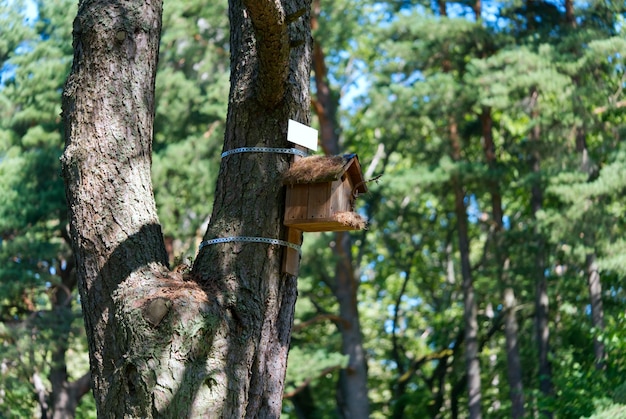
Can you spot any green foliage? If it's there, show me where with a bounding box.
[285,346,348,395]
[585,402,626,419]
[152,0,229,256]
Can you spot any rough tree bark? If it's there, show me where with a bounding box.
[61,0,312,416]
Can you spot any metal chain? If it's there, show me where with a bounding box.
[221,147,308,159]
[199,236,301,254]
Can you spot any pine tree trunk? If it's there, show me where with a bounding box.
[576,132,605,370]
[450,120,481,419]
[454,181,481,419]
[480,108,524,418]
[586,253,606,369]
[334,232,370,419]
[61,0,312,416]
[45,253,91,419]
[310,7,370,415]
[503,285,524,417]
[528,90,553,416]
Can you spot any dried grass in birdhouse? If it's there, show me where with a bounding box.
[283,155,347,184]
[333,211,367,230]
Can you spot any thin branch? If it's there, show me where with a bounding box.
[32,371,49,419]
[283,365,343,398]
[364,143,385,179]
[292,313,348,332]
[592,99,626,115]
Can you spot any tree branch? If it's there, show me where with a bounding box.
[292,313,347,332]
[592,99,626,114]
[32,371,49,419]
[69,371,92,399]
[283,365,343,398]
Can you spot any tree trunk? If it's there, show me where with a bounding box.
[450,120,481,419]
[311,0,339,157]
[480,107,524,418]
[310,5,370,415]
[575,130,605,370]
[586,253,606,369]
[528,90,553,416]
[334,232,370,419]
[503,284,524,416]
[49,256,91,419]
[62,0,312,416]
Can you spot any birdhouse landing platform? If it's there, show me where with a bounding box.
[283,154,368,232]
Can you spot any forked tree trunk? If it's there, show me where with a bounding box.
[61,0,312,416]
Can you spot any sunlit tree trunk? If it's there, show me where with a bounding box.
[62,0,312,416]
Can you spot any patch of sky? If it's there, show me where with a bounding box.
[402,295,423,308]
[446,1,479,22]
[0,0,38,88]
[339,65,371,114]
[466,194,481,223]
[391,69,424,87]
[0,62,17,87]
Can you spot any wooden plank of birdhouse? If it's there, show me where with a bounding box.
[329,178,344,214]
[282,227,302,276]
[286,218,357,232]
[285,185,308,222]
[307,183,331,219]
[347,156,367,194]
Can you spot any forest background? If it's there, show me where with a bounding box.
[0,0,625,417]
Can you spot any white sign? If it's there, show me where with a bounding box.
[288,119,318,151]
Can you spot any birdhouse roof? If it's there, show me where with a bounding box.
[283,154,368,194]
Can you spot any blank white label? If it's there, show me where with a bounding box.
[288,119,318,151]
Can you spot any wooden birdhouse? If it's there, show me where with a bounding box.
[283,154,368,232]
